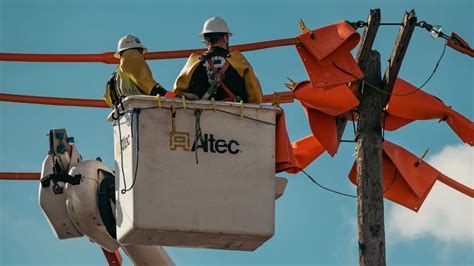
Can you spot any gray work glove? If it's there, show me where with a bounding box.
[177,92,200,100]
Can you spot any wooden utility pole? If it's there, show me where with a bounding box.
[336,9,381,143]
[356,49,385,266]
[340,9,417,266]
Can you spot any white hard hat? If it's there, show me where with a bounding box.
[114,34,148,58]
[199,16,233,36]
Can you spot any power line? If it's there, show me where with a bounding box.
[300,168,357,198]
[333,41,447,97]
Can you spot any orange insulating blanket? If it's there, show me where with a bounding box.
[305,108,339,157]
[293,81,359,116]
[0,38,300,64]
[275,110,326,173]
[296,21,363,89]
[385,78,474,146]
[292,80,359,156]
[447,32,474,58]
[348,140,473,212]
[0,172,40,180]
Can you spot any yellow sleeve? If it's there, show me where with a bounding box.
[103,84,113,108]
[173,54,202,96]
[227,51,263,104]
[243,67,263,104]
[120,49,158,94]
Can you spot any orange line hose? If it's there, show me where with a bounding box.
[0,38,301,64]
[0,93,108,108]
[0,172,40,180]
[0,92,294,107]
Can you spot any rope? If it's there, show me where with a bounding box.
[193,109,204,164]
[138,105,276,126]
[113,105,274,193]
[119,108,141,194]
[116,112,128,194]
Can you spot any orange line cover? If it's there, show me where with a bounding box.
[348,140,473,212]
[0,172,40,180]
[0,38,300,64]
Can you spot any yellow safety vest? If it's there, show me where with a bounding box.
[104,49,158,107]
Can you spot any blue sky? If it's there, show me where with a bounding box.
[0,0,472,265]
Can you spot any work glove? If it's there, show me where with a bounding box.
[177,92,200,100]
[149,83,168,97]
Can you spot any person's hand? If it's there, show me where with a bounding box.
[177,92,200,100]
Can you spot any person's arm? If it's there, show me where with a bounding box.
[173,54,201,96]
[243,67,263,104]
[121,49,166,96]
[103,85,113,107]
[227,51,263,104]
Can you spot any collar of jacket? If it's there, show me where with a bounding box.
[200,46,230,60]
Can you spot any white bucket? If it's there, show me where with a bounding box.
[110,96,279,251]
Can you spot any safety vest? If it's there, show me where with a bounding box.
[104,66,145,107]
[104,49,159,108]
[115,66,145,97]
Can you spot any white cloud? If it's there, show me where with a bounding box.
[386,144,474,244]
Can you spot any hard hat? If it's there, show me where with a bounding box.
[114,34,148,58]
[199,16,233,36]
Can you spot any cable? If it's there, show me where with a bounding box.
[415,41,447,91]
[194,109,204,164]
[116,113,128,194]
[130,108,141,191]
[115,104,275,194]
[119,108,141,194]
[365,41,447,96]
[300,168,357,198]
[139,105,276,126]
[332,41,447,97]
[350,21,403,29]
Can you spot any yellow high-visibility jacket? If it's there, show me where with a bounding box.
[104,49,159,107]
[173,51,263,104]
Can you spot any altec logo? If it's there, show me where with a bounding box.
[191,134,240,154]
[170,131,240,155]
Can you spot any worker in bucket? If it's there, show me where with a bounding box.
[104,34,168,108]
[174,17,263,103]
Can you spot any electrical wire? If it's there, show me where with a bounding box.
[300,168,357,198]
[364,41,447,96]
[332,41,447,97]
